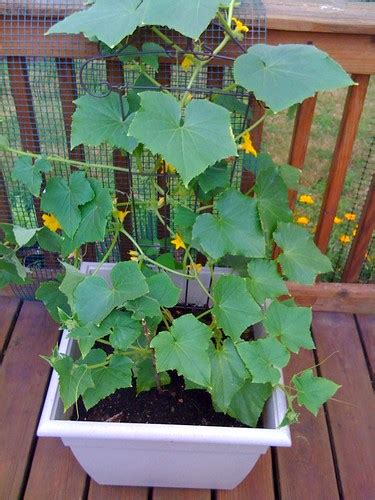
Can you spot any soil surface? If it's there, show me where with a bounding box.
[75,374,246,427]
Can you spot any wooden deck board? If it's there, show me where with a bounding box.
[0,301,59,499]
[0,298,374,499]
[312,312,375,499]
[0,295,21,359]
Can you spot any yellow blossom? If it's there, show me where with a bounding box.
[339,235,351,245]
[299,194,314,205]
[171,233,186,250]
[181,55,194,71]
[128,250,139,262]
[296,216,309,226]
[352,229,357,237]
[239,132,257,157]
[344,212,356,221]
[187,262,203,274]
[113,210,130,223]
[158,162,176,174]
[158,197,165,209]
[334,216,343,224]
[232,16,249,33]
[42,213,61,232]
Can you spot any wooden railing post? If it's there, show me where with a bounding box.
[314,74,370,253]
[342,174,374,283]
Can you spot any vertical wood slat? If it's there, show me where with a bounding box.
[240,99,264,193]
[156,62,172,244]
[315,74,370,253]
[106,59,133,260]
[56,57,97,262]
[342,174,375,282]
[287,94,317,209]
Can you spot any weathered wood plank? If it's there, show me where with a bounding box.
[355,314,375,386]
[0,296,21,359]
[312,312,375,499]
[153,488,210,500]
[24,438,87,500]
[275,348,339,500]
[217,450,275,500]
[88,482,148,500]
[286,282,375,314]
[0,301,59,499]
[315,74,370,253]
[342,174,375,283]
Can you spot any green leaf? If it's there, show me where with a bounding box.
[211,93,249,116]
[37,227,63,253]
[69,323,108,358]
[101,310,142,349]
[274,222,333,284]
[0,223,17,245]
[292,369,340,416]
[141,42,166,70]
[247,259,288,304]
[263,300,314,353]
[12,156,52,196]
[195,161,230,194]
[59,263,85,309]
[49,354,94,411]
[227,380,273,427]
[71,94,137,152]
[236,337,290,384]
[156,252,180,270]
[134,357,171,394]
[212,275,262,341]
[150,314,212,387]
[48,0,223,47]
[74,262,148,324]
[83,354,133,410]
[41,171,94,238]
[0,260,28,288]
[174,205,198,244]
[209,339,249,412]
[36,281,71,322]
[125,295,162,321]
[279,164,301,190]
[146,272,180,308]
[255,163,292,239]
[72,179,113,246]
[234,44,354,113]
[129,92,237,186]
[13,226,37,247]
[192,189,265,260]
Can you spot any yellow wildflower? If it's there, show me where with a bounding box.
[113,210,130,223]
[42,213,61,232]
[181,55,194,71]
[187,262,203,274]
[171,233,186,250]
[344,212,356,221]
[339,235,351,245]
[296,216,309,226]
[299,194,314,205]
[334,216,343,224]
[128,250,139,262]
[239,131,257,157]
[158,197,165,209]
[232,17,249,33]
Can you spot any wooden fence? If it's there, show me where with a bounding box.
[0,1,374,311]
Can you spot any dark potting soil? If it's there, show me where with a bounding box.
[75,374,246,427]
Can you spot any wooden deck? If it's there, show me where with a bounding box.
[0,297,374,499]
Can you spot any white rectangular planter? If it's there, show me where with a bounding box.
[38,263,291,490]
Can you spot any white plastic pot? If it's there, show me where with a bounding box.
[38,263,291,489]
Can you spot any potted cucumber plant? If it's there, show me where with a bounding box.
[0,0,353,489]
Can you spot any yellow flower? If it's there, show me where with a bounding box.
[171,233,186,250]
[296,216,309,226]
[158,197,165,209]
[128,250,139,262]
[181,55,194,71]
[299,194,314,205]
[113,210,130,223]
[352,229,357,237]
[239,132,257,157]
[158,162,176,174]
[344,212,356,221]
[187,262,203,274]
[334,216,343,224]
[232,16,249,33]
[42,213,61,232]
[339,235,351,245]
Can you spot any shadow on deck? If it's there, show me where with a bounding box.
[0,296,374,499]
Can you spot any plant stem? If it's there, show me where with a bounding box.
[151,27,184,54]
[234,112,268,141]
[92,227,120,276]
[141,319,162,393]
[186,250,213,300]
[196,309,212,320]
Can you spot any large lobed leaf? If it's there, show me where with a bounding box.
[292,369,340,416]
[234,44,354,112]
[12,156,52,197]
[129,92,237,186]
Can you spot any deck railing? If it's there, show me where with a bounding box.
[0,0,374,309]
